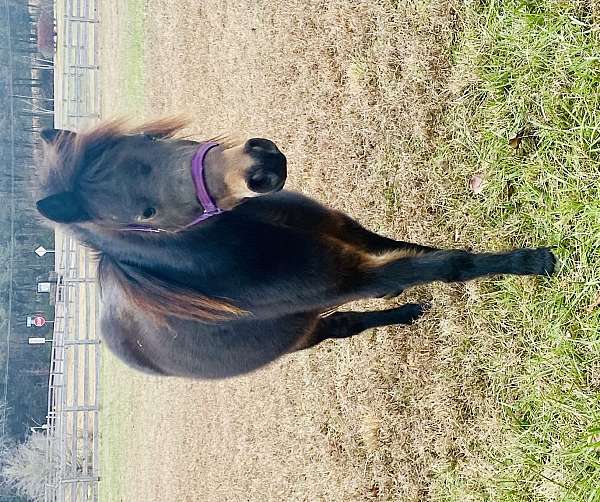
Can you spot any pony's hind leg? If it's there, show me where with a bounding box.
[295,304,429,351]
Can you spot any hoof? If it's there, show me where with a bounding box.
[401,302,431,324]
[520,247,556,276]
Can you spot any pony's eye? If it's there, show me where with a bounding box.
[142,207,157,220]
[139,163,153,176]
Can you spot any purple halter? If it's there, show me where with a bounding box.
[124,141,222,233]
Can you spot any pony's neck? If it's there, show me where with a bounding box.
[69,222,200,274]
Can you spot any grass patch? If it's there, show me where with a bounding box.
[98,1,146,501]
[96,0,600,500]
[98,353,135,502]
[121,0,145,111]
[427,1,600,499]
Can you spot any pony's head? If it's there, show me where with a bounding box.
[36,118,287,232]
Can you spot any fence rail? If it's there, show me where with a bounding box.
[44,0,102,500]
[44,235,101,502]
[55,0,101,128]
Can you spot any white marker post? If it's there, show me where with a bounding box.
[34,245,55,257]
[37,282,52,293]
[28,337,47,345]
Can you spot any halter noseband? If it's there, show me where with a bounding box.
[124,141,222,233]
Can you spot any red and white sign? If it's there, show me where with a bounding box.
[27,315,47,328]
[33,316,46,327]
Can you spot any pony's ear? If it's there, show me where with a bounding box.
[40,128,76,145]
[36,192,90,223]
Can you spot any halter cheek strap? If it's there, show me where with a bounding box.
[124,141,222,233]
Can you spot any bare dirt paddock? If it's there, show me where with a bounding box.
[97,1,518,501]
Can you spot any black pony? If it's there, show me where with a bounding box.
[36,119,555,378]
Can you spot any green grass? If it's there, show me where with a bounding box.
[119,0,145,113]
[428,0,600,500]
[98,1,146,500]
[98,353,133,502]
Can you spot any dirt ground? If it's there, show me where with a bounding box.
[98,1,500,501]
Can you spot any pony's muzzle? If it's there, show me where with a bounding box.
[244,138,287,194]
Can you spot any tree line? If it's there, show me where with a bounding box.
[0,3,57,499]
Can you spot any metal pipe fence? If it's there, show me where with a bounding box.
[44,0,102,500]
[44,235,101,502]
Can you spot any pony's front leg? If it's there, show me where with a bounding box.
[358,247,555,298]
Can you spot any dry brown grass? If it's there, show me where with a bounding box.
[142,0,464,245]
[98,1,510,501]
